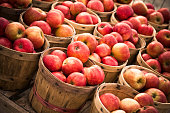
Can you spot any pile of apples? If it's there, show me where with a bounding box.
[53,1,99,25]
[0,17,45,53]
[0,0,32,9]
[23,7,74,37]
[123,68,170,104]
[99,92,158,113]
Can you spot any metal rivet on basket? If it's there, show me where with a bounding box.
[101,86,106,89]
[82,27,85,29]
[116,84,120,90]
[0,47,3,50]
[10,78,14,81]
[100,107,103,112]
[154,103,158,106]
[55,82,59,86]
[19,54,23,57]
[132,92,137,96]
[101,66,104,69]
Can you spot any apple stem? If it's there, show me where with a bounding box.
[19,44,23,49]
[152,93,156,98]
[18,29,22,34]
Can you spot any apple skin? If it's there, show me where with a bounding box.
[24,26,45,49]
[116,5,134,21]
[146,9,155,20]
[76,12,93,24]
[145,3,155,10]
[132,0,148,16]
[112,43,130,62]
[87,0,104,12]
[156,29,170,48]
[110,32,123,43]
[62,1,73,8]
[114,23,132,41]
[76,0,89,6]
[141,53,152,61]
[99,93,120,112]
[5,22,25,41]
[146,41,164,58]
[134,93,154,107]
[145,88,167,103]
[124,41,136,49]
[23,7,47,26]
[46,9,64,28]
[157,8,170,24]
[128,29,139,45]
[146,59,162,73]
[54,24,74,37]
[144,73,159,89]
[90,14,98,24]
[9,0,32,8]
[136,16,148,25]
[52,71,66,82]
[138,24,153,36]
[123,68,146,90]
[128,17,141,30]
[120,20,133,29]
[149,11,164,25]
[70,1,87,17]
[43,54,62,72]
[103,0,114,12]
[54,5,71,19]
[76,33,98,54]
[0,37,12,48]
[83,65,105,85]
[99,34,118,48]
[50,50,67,63]
[102,56,118,66]
[66,72,86,86]
[89,53,101,63]
[0,3,13,8]
[111,110,126,113]
[67,41,90,63]
[30,20,51,35]
[158,51,170,73]
[94,43,111,58]
[120,98,141,113]
[137,106,158,113]
[97,22,113,36]
[62,57,83,76]
[13,38,34,53]
[158,76,170,96]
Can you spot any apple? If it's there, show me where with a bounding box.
[43,54,62,72]
[116,5,134,21]
[62,57,83,76]
[54,24,74,37]
[124,41,136,49]
[120,20,133,29]
[83,65,105,85]
[149,11,164,25]
[138,24,153,36]
[99,34,118,48]
[30,20,51,35]
[76,33,98,54]
[0,3,13,8]
[158,51,170,73]
[103,0,115,12]
[146,41,164,58]
[110,32,123,43]
[66,72,86,86]
[0,37,12,48]
[146,59,162,73]
[5,22,25,41]
[114,23,132,41]
[145,88,167,103]
[23,7,47,26]
[90,14,98,24]
[123,68,146,90]
[67,41,90,63]
[141,53,152,61]
[128,17,141,30]
[52,71,66,82]
[120,98,140,113]
[97,22,113,36]
[134,93,154,107]
[0,17,9,36]
[76,0,88,6]
[54,5,71,19]
[87,0,104,12]
[24,26,44,49]
[162,72,170,78]
[146,9,155,20]
[50,50,67,62]
[9,0,32,8]
[156,29,170,48]
[145,3,155,10]
[89,53,101,63]
[136,16,148,25]
[128,29,139,45]
[158,76,170,95]
[76,12,93,24]
[102,56,118,66]
[144,73,159,89]
[137,106,158,113]
[158,8,170,24]
[111,110,126,113]
[62,1,73,8]
[70,1,87,16]
[0,0,8,4]
[94,43,111,58]
[46,9,64,28]
[99,93,120,112]
[132,0,148,16]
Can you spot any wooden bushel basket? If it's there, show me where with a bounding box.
[110,12,119,25]
[149,21,169,32]
[90,83,139,113]
[29,47,97,113]
[118,65,170,113]
[0,38,49,91]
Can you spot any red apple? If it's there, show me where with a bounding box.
[0,17,9,36]
[120,20,133,29]
[138,24,153,36]
[62,1,73,8]
[87,0,104,12]
[158,51,170,73]
[90,14,98,24]
[99,34,118,48]
[54,24,74,37]
[158,8,170,24]
[144,73,159,89]
[54,5,71,19]
[141,53,152,61]
[89,53,101,63]
[83,65,105,85]
[76,12,93,24]
[0,3,13,8]
[145,88,167,103]
[99,93,120,112]
[123,68,146,90]
[111,110,126,113]
[94,43,111,58]
[103,0,115,12]
[128,29,139,45]
[76,0,89,6]
[0,37,12,48]
[9,0,32,8]
[128,17,141,30]
[66,72,86,86]
[50,50,67,63]
[110,32,123,43]
[102,56,118,66]
[136,16,148,25]
[158,76,170,95]
[146,9,155,20]
[52,71,66,82]
[97,22,113,36]
[43,54,62,72]
[149,11,164,25]
[67,41,90,63]
[145,3,155,10]
[137,106,158,113]
[146,59,162,73]
[132,0,148,16]
[156,29,170,48]
[124,41,136,49]
[70,1,87,16]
